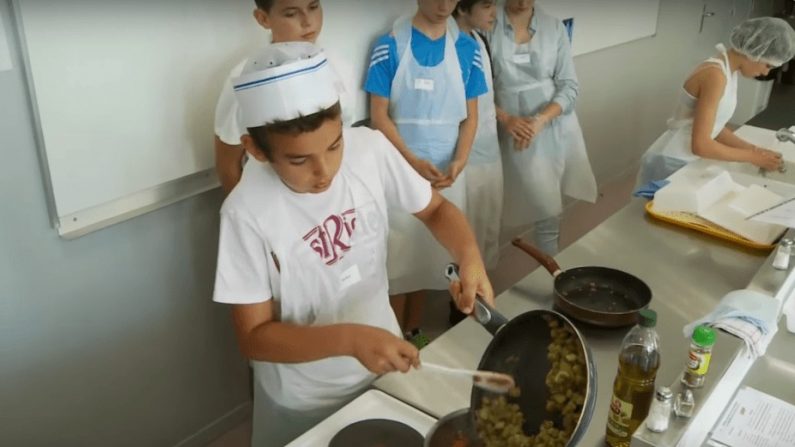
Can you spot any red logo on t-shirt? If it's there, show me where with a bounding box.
[303,209,357,265]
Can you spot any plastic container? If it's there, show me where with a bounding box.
[605,309,661,447]
[682,325,717,388]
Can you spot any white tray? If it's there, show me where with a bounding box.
[286,389,438,446]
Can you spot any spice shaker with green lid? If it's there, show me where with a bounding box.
[682,325,716,388]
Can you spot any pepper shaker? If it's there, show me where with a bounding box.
[674,389,695,418]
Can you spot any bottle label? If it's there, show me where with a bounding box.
[607,394,634,438]
[686,350,712,375]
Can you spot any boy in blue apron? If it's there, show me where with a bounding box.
[451,0,502,326]
[453,0,501,270]
[213,42,493,446]
[365,0,489,339]
[213,0,356,195]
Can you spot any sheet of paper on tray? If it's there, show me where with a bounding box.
[747,196,795,228]
[653,167,787,244]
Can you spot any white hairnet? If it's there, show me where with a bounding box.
[729,17,795,67]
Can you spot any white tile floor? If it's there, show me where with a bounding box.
[205,170,638,447]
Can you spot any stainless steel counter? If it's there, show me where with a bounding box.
[374,198,778,446]
[740,318,795,406]
[631,236,794,447]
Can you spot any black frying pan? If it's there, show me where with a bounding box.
[443,264,596,446]
[512,238,652,328]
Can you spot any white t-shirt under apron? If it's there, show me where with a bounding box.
[213,127,431,411]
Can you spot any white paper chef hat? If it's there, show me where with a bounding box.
[233,42,340,128]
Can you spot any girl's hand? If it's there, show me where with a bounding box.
[750,147,783,171]
[502,115,535,143]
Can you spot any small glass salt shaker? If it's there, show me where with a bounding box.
[773,238,793,270]
[674,389,695,418]
[646,386,673,432]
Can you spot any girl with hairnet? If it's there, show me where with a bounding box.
[489,0,597,255]
[637,17,795,186]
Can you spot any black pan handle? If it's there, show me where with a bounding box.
[444,263,509,335]
[512,238,563,277]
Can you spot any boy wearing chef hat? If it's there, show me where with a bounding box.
[213,0,357,196]
[213,42,493,445]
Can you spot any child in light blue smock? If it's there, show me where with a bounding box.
[365,0,489,338]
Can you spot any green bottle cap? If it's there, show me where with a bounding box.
[691,325,716,347]
[639,309,657,328]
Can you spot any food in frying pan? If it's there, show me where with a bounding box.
[545,316,587,434]
[475,316,587,447]
[475,393,530,446]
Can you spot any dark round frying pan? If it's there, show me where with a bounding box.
[443,264,597,446]
[512,238,652,328]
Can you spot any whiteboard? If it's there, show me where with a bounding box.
[13,0,414,238]
[538,0,661,56]
[14,0,658,238]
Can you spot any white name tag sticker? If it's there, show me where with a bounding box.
[340,265,362,290]
[512,53,531,64]
[414,78,435,91]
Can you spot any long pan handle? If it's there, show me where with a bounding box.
[511,238,563,277]
[444,263,508,335]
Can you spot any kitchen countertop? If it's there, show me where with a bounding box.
[738,317,795,407]
[631,232,795,447]
[373,198,791,446]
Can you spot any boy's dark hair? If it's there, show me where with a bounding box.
[247,101,342,160]
[453,0,483,18]
[254,0,274,11]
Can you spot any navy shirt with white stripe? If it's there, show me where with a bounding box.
[364,27,488,100]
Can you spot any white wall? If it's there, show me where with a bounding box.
[0,1,249,445]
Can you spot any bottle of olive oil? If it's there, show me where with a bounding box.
[605,309,660,447]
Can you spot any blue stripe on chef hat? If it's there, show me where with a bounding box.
[232,42,339,127]
[233,57,329,92]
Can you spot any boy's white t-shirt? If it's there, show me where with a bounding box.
[213,127,431,411]
[214,47,358,145]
